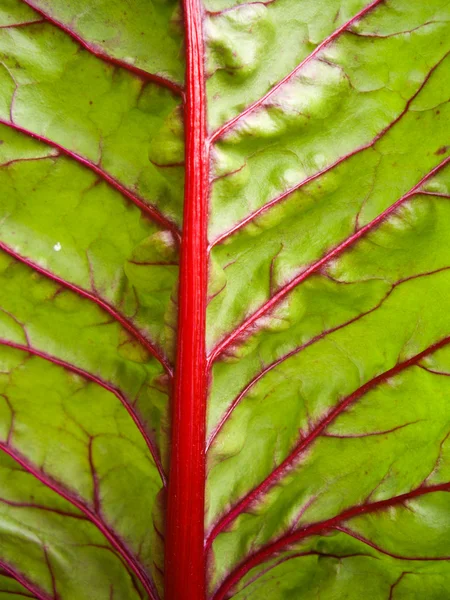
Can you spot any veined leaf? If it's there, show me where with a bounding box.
[0,0,450,599]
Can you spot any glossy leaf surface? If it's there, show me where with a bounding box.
[0,0,450,599]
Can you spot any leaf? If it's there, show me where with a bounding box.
[0,0,450,599]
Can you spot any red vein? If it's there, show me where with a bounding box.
[0,19,45,29]
[0,338,166,485]
[208,155,450,364]
[0,591,34,598]
[206,334,450,548]
[209,147,372,248]
[347,21,438,39]
[0,496,87,520]
[212,481,450,600]
[206,297,380,449]
[0,155,57,169]
[210,48,450,247]
[0,561,50,600]
[0,444,159,600]
[0,119,180,239]
[42,549,57,600]
[19,0,183,95]
[234,538,443,598]
[88,438,101,514]
[0,241,173,375]
[335,525,450,561]
[322,420,421,439]
[128,260,179,267]
[207,266,450,447]
[236,550,369,595]
[420,191,450,199]
[209,0,384,143]
[389,572,412,600]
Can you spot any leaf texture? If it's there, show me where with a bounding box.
[0,0,450,599]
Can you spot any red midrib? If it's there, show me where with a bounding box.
[164,0,208,598]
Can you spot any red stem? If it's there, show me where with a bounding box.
[164,0,208,597]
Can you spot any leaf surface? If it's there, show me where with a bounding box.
[0,0,450,599]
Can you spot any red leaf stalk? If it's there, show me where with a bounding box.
[164,0,208,597]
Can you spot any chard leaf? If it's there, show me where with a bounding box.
[0,0,449,599]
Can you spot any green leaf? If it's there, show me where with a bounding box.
[0,0,450,599]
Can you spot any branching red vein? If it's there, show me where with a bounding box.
[19,0,183,95]
[236,551,371,596]
[0,444,159,600]
[206,334,450,549]
[334,525,450,561]
[210,48,450,248]
[88,438,101,515]
[231,536,447,599]
[208,155,450,365]
[0,560,51,600]
[0,119,181,240]
[0,591,34,599]
[0,338,166,485]
[0,19,45,29]
[206,265,450,449]
[42,548,57,600]
[0,495,87,520]
[0,241,173,376]
[209,0,384,143]
[212,481,450,600]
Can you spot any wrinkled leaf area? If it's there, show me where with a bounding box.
[0,0,184,598]
[0,0,450,600]
[204,0,450,599]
